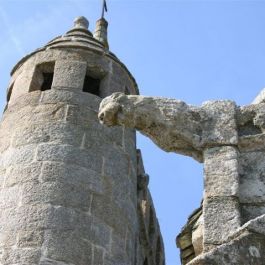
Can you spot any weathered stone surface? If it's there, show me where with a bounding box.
[10,121,85,149]
[36,144,103,173]
[2,104,66,130]
[49,123,85,146]
[125,227,135,261]
[0,204,92,231]
[240,214,265,236]
[189,231,265,265]
[239,133,265,152]
[1,247,41,264]
[82,122,124,153]
[41,230,93,265]
[0,131,11,153]
[242,205,265,224]
[239,151,265,203]
[123,127,137,169]
[17,229,44,248]
[4,162,42,187]
[41,161,104,194]
[53,60,87,89]
[89,220,111,251]
[177,207,202,264]
[178,232,193,250]
[66,104,98,125]
[91,193,128,236]
[39,258,72,265]
[203,197,241,245]
[103,145,130,178]
[203,146,239,197]
[11,67,35,101]
[0,168,6,188]
[200,100,238,146]
[110,234,127,263]
[0,230,17,247]
[192,213,204,257]
[93,246,105,265]
[21,182,92,211]
[7,90,41,110]
[40,89,101,110]
[0,145,36,168]
[0,185,21,210]
[12,123,51,147]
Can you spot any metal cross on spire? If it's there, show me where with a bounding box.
[101,0,108,19]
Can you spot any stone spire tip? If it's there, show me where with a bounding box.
[94,18,109,50]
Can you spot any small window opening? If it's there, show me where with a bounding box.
[41,73,54,91]
[29,62,55,92]
[143,258,148,265]
[83,75,101,96]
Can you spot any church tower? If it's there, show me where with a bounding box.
[0,17,165,264]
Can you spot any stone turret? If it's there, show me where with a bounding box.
[0,17,165,265]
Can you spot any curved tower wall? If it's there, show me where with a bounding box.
[0,47,138,264]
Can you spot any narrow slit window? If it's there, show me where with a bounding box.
[83,75,100,96]
[41,73,54,91]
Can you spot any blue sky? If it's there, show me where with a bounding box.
[1,1,265,264]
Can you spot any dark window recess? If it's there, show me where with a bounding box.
[83,75,100,96]
[29,62,55,92]
[41,73,54,91]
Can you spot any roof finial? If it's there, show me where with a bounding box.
[101,0,108,19]
[74,16,89,29]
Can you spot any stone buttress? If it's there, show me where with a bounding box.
[0,17,165,265]
[176,98,265,265]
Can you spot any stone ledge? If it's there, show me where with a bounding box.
[188,230,265,265]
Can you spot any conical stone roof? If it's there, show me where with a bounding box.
[44,16,107,54]
[10,16,138,94]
